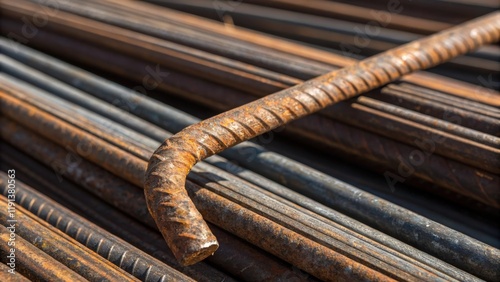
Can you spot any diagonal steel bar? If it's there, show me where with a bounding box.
[144,13,500,265]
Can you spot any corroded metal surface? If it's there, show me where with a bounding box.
[1,53,499,280]
[144,12,500,264]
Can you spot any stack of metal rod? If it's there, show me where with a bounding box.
[1,0,499,281]
[146,0,500,85]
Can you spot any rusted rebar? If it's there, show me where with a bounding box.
[0,77,496,278]
[377,84,500,135]
[2,86,498,280]
[0,89,425,280]
[142,0,497,84]
[144,13,500,264]
[3,36,498,214]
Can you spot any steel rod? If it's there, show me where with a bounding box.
[5,0,499,108]
[0,262,30,282]
[1,1,498,280]
[4,0,297,97]
[377,84,500,135]
[143,0,497,84]
[39,0,500,103]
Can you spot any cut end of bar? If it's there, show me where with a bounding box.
[179,240,219,266]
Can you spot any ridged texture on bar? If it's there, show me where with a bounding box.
[144,12,500,264]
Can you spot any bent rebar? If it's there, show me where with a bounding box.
[144,12,500,265]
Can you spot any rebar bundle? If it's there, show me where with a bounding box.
[0,1,499,281]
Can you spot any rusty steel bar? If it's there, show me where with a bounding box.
[393,83,500,118]
[0,57,168,143]
[7,47,497,177]
[0,172,228,282]
[0,0,496,280]
[0,73,159,159]
[2,37,497,212]
[28,0,339,80]
[6,0,499,110]
[0,92,146,187]
[244,0,453,34]
[3,29,495,237]
[3,99,344,280]
[1,37,498,278]
[320,98,500,173]
[277,104,500,207]
[0,225,86,282]
[351,96,499,146]
[0,120,393,281]
[144,12,500,264]
[185,182,395,282]
[0,92,496,280]
[1,81,492,280]
[93,0,498,66]
[0,198,141,281]
[141,0,497,84]
[0,21,256,112]
[0,145,310,282]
